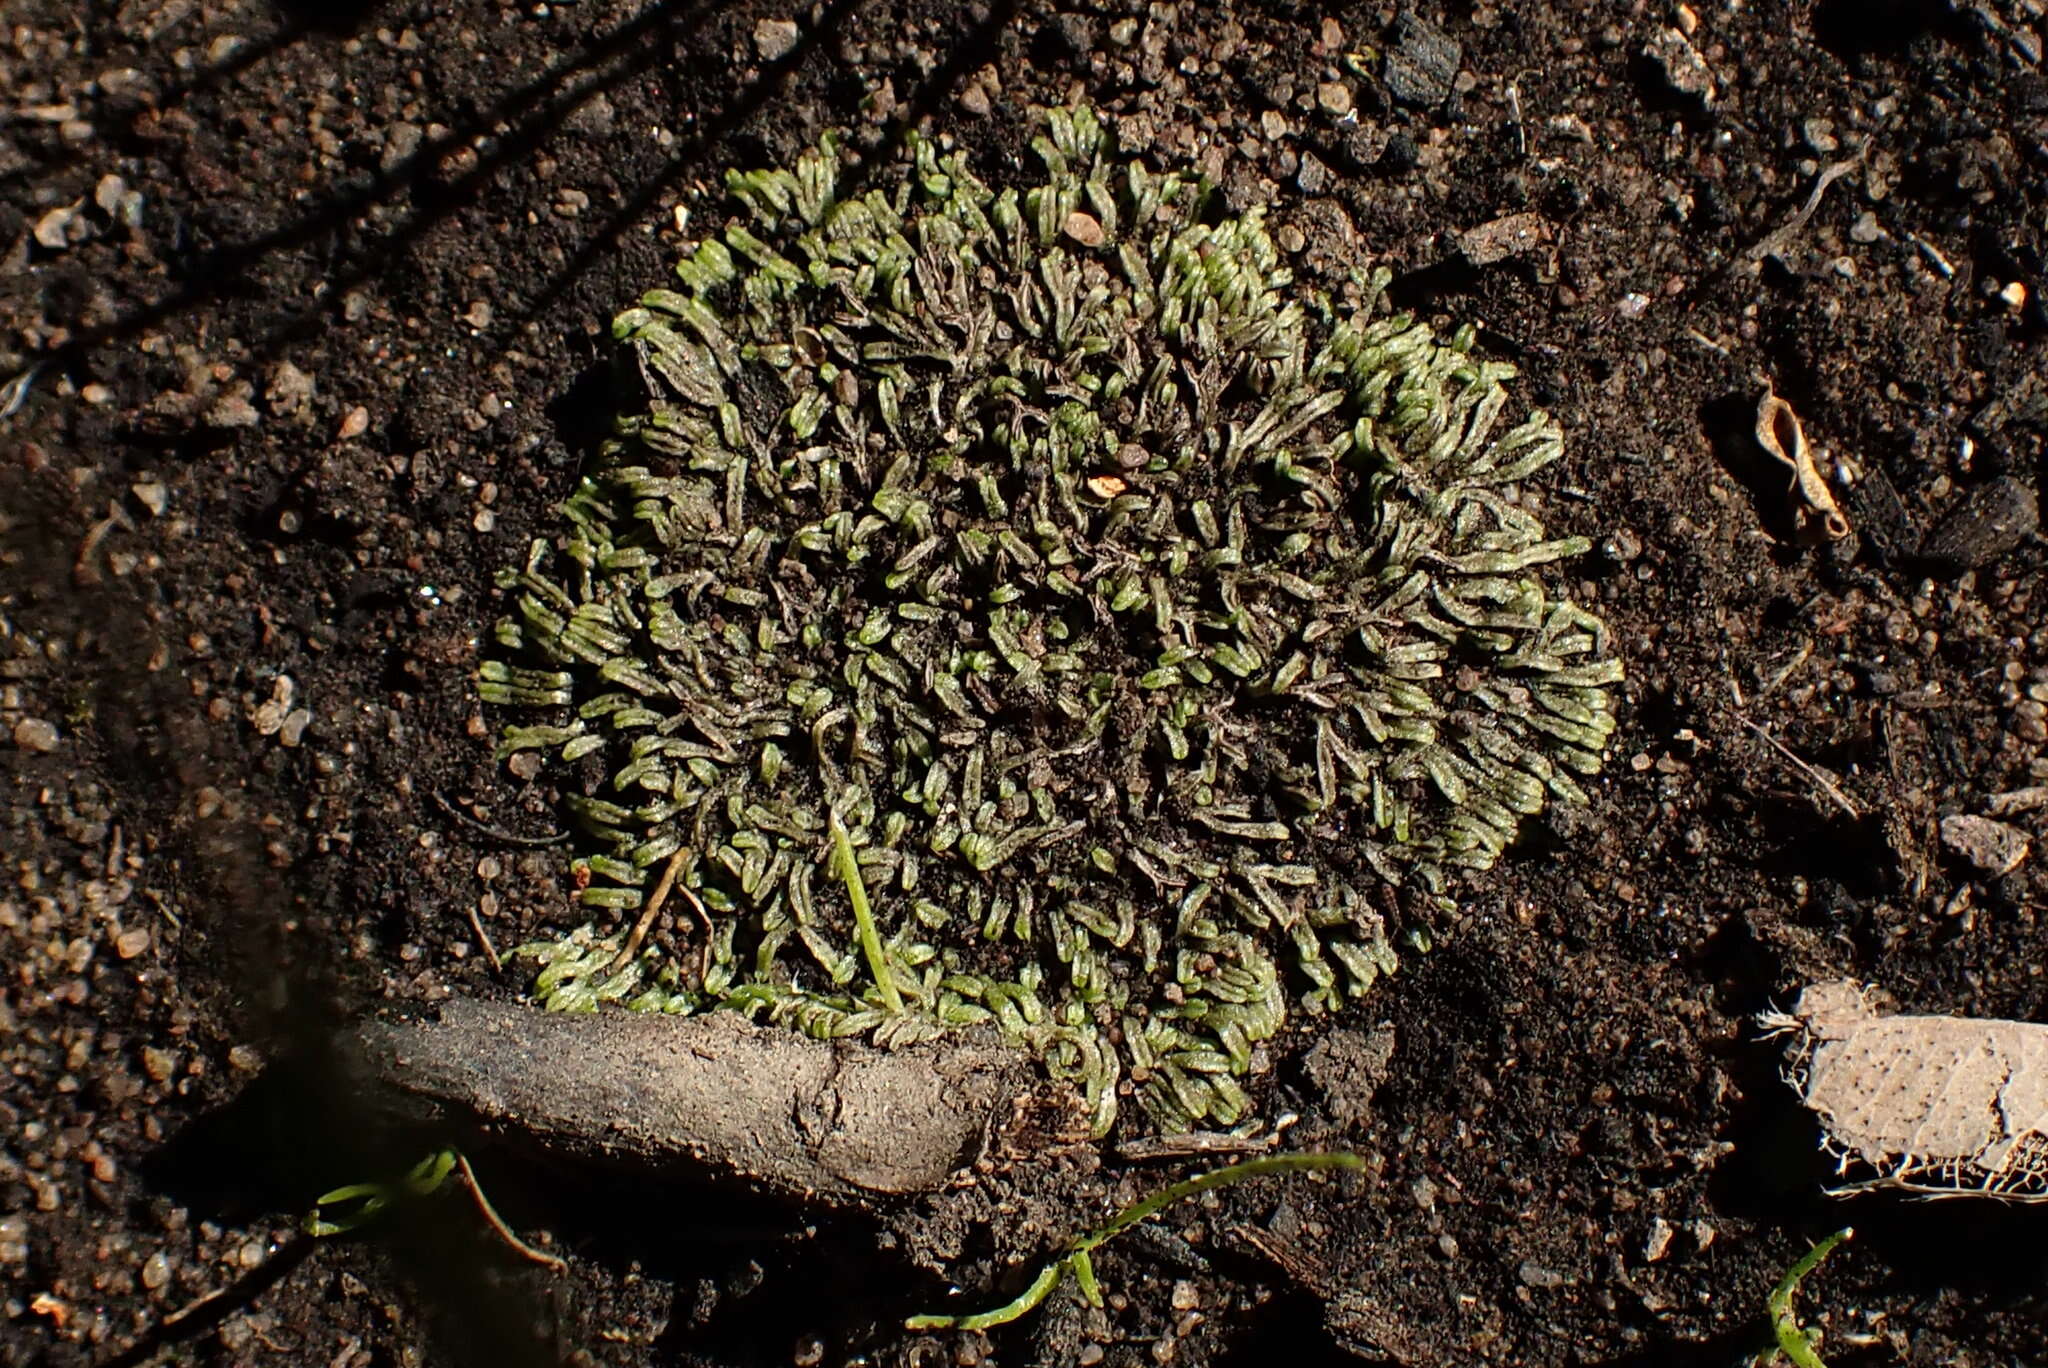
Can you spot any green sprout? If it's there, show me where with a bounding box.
[1758,1227,1854,1368]
[831,807,904,1014]
[906,1150,1363,1331]
[307,1147,566,1271]
[492,104,1620,1134]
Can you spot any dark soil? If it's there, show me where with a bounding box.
[4,2,2047,1366]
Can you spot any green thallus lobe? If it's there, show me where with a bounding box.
[489,105,1620,1135]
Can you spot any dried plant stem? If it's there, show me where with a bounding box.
[1742,720,1859,818]
[466,901,503,973]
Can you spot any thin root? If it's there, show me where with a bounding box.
[453,1151,568,1271]
[607,849,689,976]
[431,790,570,847]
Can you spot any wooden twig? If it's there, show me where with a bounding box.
[353,999,1039,1202]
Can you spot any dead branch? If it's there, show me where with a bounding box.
[353,998,1047,1204]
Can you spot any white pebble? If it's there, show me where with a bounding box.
[12,718,60,752]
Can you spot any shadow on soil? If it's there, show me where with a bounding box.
[133,1046,971,1368]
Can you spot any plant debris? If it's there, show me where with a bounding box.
[1762,982,2048,1201]
[1753,388,1849,543]
[1916,474,2039,577]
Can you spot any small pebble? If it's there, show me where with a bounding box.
[1601,527,1643,563]
[753,17,800,61]
[381,122,422,172]
[339,406,370,439]
[266,361,315,415]
[1985,786,2048,817]
[1940,814,2030,876]
[141,1250,171,1291]
[1458,211,1549,266]
[12,718,60,752]
[1640,25,1714,104]
[114,927,151,959]
[205,392,261,429]
[251,677,295,736]
[1316,81,1353,117]
[34,203,79,250]
[1062,211,1104,247]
